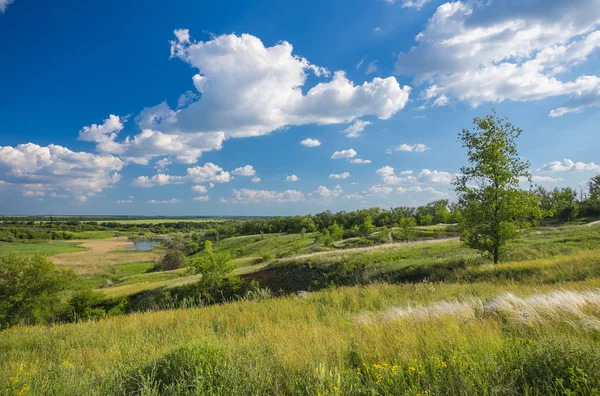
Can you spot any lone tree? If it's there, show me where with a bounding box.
[453,109,541,264]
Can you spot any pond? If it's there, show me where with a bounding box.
[124,239,161,251]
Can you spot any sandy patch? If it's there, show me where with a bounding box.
[50,237,162,277]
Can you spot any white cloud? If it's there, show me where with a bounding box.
[115,199,134,204]
[366,61,378,75]
[50,192,68,199]
[540,158,600,173]
[418,169,455,184]
[173,29,190,43]
[367,185,393,195]
[251,177,261,183]
[520,175,564,183]
[343,193,364,200]
[134,162,231,187]
[341,120,371,138]
[286,174,299,182]
[177,90,198,108]
[331,148,357,159]
[395,0,600,115]
[314,185,343,199]
[395,143,430,152]
[329,172,350,179]
[222,189,304,203]
[77,114,125,154]
[301,138,321,147]
[0,143,123,200]
[397,186,447,196]
[133,174,185,187]
[147,198,181,204]
[350,158,372,164]
[376,166,395,177]
[400,170,413,175]
[23,191,45,198]
[192,185,208,193]
[0,0,14,13]
[102,31,409,164]
[193,196,210,201]
[232,165,256,177]
[401,0,432,9]
[373,27,382,33]
[154,157,172,171]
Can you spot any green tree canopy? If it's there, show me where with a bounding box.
[0,253,75,329]
[453,109,542,264]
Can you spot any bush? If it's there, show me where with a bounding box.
[67,288,107,321]
[0,253,75,329]
[154,249,186,271]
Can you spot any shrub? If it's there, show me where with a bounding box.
[0,253,75,329]
[154,248,186,271]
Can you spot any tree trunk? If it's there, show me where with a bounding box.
[493,249,499,264]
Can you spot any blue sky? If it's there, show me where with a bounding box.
[0,0,599,216]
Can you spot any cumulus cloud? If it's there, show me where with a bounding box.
[286,174,299,182]
[133,174,185,187]
[154,158,172,171]
[192,185,208,193]
[540,158,600,173]
[314,185,343,199]
[417,169,455,184]
[147,199,181,204]
[331,148,357,159]
[133,162,231,187]
[395,143,430,152]
[78,32,408,164]
[341,120,371,138]
[350,158,372,164]
[329,172,350,179]
[301,138,321,147]
[107,31,409,163]
[232,165,256,177]
[193,196,210,201]
[0,143,122,200]
[115,199,134,204]
[251,177,261,183]
[77,114,125,154]
[396,0,600,115]
[222,189,304,203]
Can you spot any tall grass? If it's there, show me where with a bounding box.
[2,280,600,395]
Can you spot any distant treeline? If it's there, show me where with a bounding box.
[1,175,599,242]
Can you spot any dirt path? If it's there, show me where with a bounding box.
[276,237,459,263]
[585,220,600,227]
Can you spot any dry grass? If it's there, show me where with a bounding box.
[50,238,162,277]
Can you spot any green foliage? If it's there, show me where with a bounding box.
[190,241,236,290]
[0,253,75,329]
[67,288,108,321]
[359,215,375,237]
[397,217,417,241]
[453,109,542,263]
[154,248,187,271]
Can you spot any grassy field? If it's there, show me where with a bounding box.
[0,240,87,255]
[88,218,226,224]
[2,278,600,395]
[2,223,600,395]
